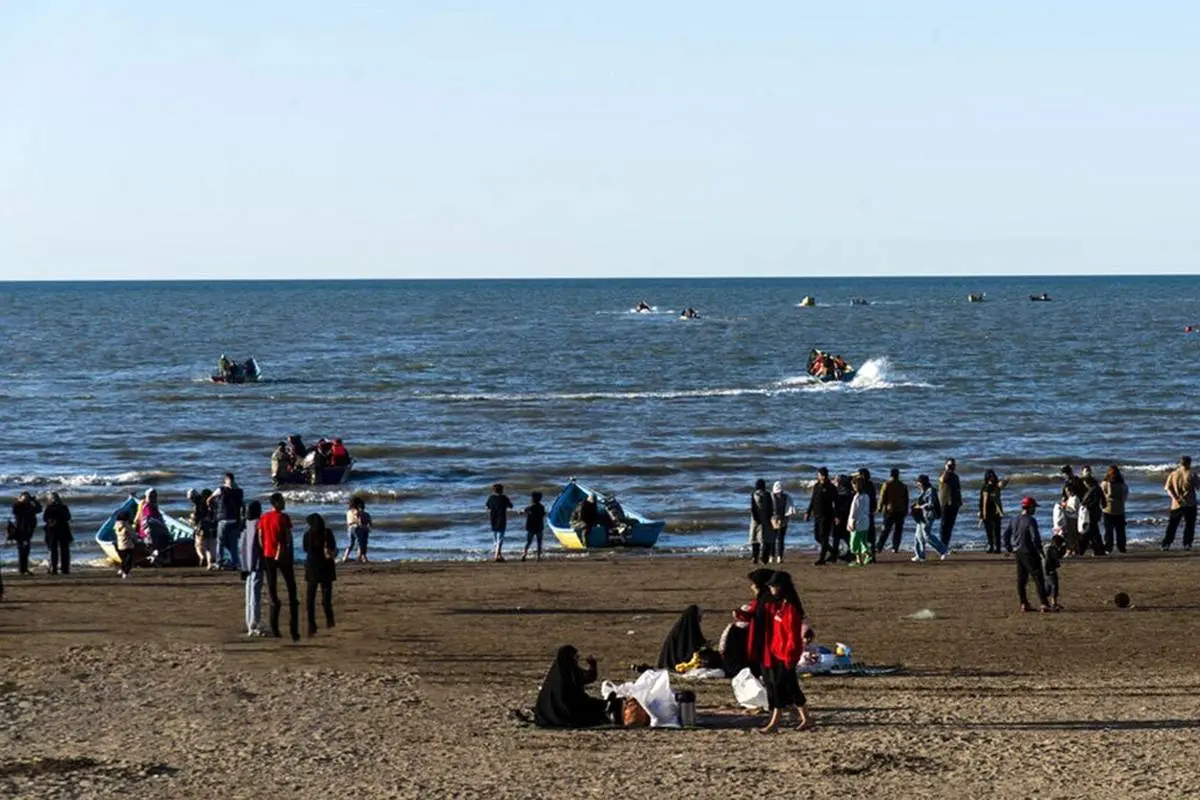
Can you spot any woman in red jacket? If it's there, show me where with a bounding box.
[760,571,813,732]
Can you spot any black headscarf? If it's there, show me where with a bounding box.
[657,605,705,670]
[768,571,805,618]
[533,646,607,728]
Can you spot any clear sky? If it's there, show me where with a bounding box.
[1,2,1197,280]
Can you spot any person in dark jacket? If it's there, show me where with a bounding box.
[208,473,246,571]
[749,479,773,565]
[486,483,514,562]
[42,493,73,575]
[876,468,909,554]
[10,492,42,576]
[978,470,1006,554]
[805,467,839,565]
[855,468,878,560]
[302,513,337,637]
[1077,466,1107,556]
[1003,496,1051,613]
[938,459,963,548]
[834,475,853,562]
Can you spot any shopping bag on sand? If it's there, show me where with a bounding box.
[731,668,768,709]
[600,669,680,727]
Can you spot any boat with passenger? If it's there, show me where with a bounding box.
[807,349,856,383]
[547,479,664,550]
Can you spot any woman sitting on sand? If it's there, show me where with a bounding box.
[533,646,609,728]
[657,605,718,673]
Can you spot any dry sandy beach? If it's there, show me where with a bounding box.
[2,551,1199,799]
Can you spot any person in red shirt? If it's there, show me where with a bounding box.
[760,571,813,733]
[258,492,300,642]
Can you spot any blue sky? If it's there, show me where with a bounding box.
[1,2,1197,280]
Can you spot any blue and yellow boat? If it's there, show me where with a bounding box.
[547,479,664,550]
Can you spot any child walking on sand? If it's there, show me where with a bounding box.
[1043,534,1066,611]
[521,491,546,562]
[114,509,136,579]
[847,476,871,567]
[486,483,513,562]
[342,496,372,564]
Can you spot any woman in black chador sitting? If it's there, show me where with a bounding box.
[533,646,609,728]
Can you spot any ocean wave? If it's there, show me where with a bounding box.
[0,470,174,488]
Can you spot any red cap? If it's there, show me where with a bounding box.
[1021,496,1038,509]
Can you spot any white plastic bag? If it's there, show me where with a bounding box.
[602,669,680,727]
[731,667,768,709]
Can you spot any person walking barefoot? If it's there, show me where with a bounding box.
[758,572,813,733]
[486,483,513,562]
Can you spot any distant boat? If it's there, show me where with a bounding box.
[967,293,986,303]
[633,302,654,313]
[1030,293,1052,302]
[547,479,664,550]
[798,296,816,307]
[679,307,700,320]
[95,496,198,567]
[850,298,871,306]
[212,357,262,384]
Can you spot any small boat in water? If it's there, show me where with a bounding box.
[967,293,986,303]
[633,301,654,313]
[679,306,700,320]
[212,356,262,384]
[798,296,816,307]
[547,479,664,550]
[850,298,871,306]
[1030,293,1052,302]
[806,349,856,383]
[95,496,198,567]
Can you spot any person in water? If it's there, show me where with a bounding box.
[486,483,513,562]
[302,513,337,638]
[657,605,708,672]
[760,571,812,733]
[42,492,72,575]
[1004,496,1051,613]
[521,491,546,562]
[533,645,608,728]
[218,354,232,379]
[329,438,351,467]
[270,441,289,486]
[342,496,372,564]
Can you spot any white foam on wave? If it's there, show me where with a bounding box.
[0,470,174,488]
[1123,463,1176,474]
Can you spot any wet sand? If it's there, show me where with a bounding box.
[2,550,1199,798]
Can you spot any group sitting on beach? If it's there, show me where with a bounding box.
[530,569,813,733]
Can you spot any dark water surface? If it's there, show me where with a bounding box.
[1,276,1196,562]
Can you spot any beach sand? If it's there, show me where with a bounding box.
[2,551,1199,798]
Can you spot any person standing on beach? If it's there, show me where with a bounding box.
[1058,466,1085,554]
[938,460,963,548]
[487,484,514,562]
[856,469,878,560]
[749,479,773,565]
[42,493,72,575]
[240,500,266,636]
[769,482,794,564]
[911,475,948,562]
[1003,496,1051,613]
[847,477,871,567]
[1101,465,1129,554]
[10,492,42,575]
[521,491,547,562]
[187,489,217,570]
[876,469,909,554]
[114,509,136,579]
[805,468,839,565]
[1161,456,1197,551]
[1077,467,1107,556]
[208,473,245,570]
[834,475,853,561]
[259,493,300,642]
[302,513,337,637]
[759,571,812,733]
[978,470,1006,554]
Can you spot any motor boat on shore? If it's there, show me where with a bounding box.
[547,479,664,550]
[95,496,198,567]
[211,356,262,384]
[806,349,856,383]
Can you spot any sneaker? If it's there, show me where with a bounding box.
[1019,603,1030,613]
[910,556,924,562]
[120,571,129,580]
[939,552,949,560]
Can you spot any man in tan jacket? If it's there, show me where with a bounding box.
[1161,456,1197,550]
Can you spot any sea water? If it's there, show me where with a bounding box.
[0,276,1196,562]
